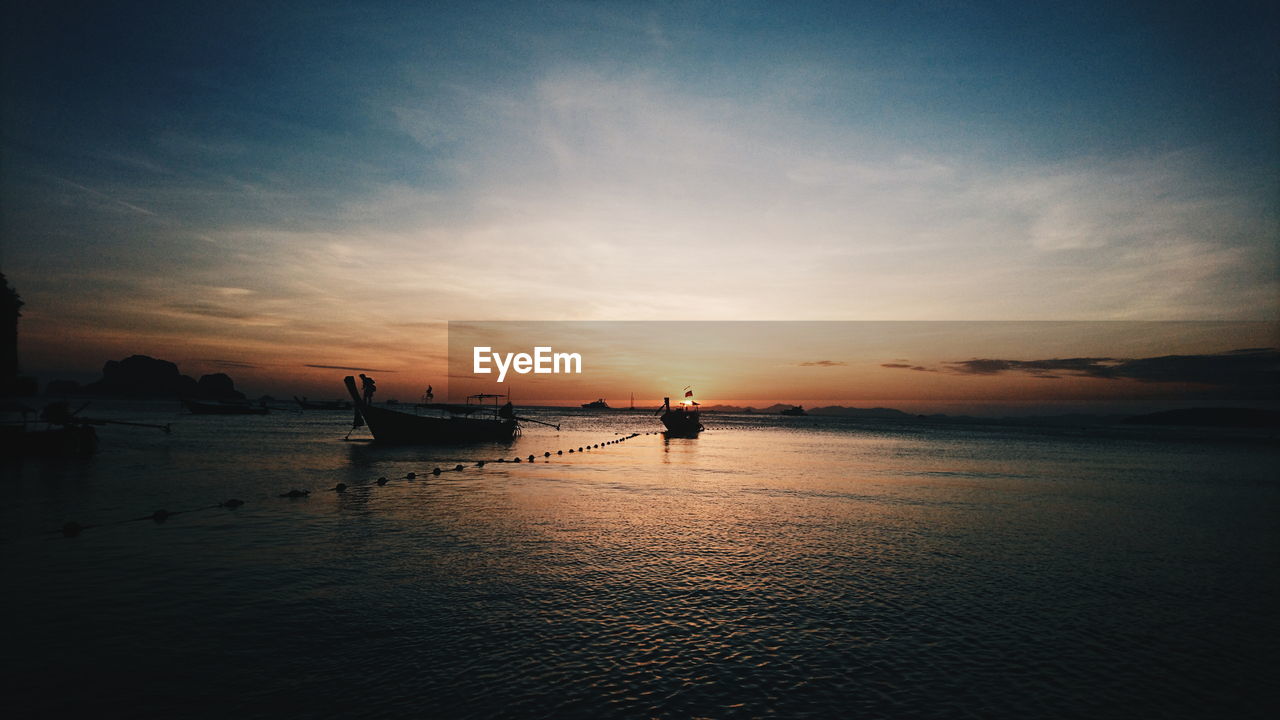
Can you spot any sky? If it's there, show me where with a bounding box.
[2,1,1277,404]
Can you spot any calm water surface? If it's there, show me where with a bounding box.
[3,401,1278,718]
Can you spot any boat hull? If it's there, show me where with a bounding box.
[295,397,352,410]
[182,400,270,415]
[660,410,703,437]
[357,404,517,444]
[0,424,98,457]
[345,376,517,444]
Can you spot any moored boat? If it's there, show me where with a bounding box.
[2,401,168,457]
[780,405,807,416]
[182,398,270,415]
[659,393,703,436]
[581,398,610,409]
[344,376,518,443]
[0,422,98,457]
[294,396,353,410]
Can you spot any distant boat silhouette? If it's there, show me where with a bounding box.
[344,376,517,443]
[182,399,270,415]
[1,402,98,456]
[659,394,703,437]
[3,400,168,455]
[581,398,610,409]
[780,405,807,416]
[293,396,352,410]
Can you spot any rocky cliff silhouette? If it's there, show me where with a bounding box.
[72,355,246,400]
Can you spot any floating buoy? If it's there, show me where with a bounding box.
[67,428,654,542]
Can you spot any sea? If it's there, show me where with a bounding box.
[3,400,1278,719]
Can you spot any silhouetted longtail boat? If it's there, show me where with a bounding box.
[658,393,703,436]
[1,424,98,456]
[344,376,518,443]
[182,399,270,415]
[294,396,352,410]
[2,401,169,457]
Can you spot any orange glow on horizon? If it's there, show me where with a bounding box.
[17,318,1277,413]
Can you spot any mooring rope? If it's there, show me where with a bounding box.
[54,431,651,538]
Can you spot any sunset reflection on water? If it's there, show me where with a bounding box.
[3,405,1277,718]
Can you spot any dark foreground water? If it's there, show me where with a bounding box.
[3,401,1278,719]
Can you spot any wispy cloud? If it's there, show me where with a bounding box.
[881,363,936,372]
[799,360,847,367]
[199,359,261,369]
[885,348,1279,388]
[304,364,399,373]
[52,175,156,217]
[165,302,282,326]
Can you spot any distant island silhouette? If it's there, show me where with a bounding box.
[45,355,246,401]
[701,404,1279,428]
[1121,407,1280,428]
[705,404,913,418]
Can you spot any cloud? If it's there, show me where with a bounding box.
[880,363,936,372]
[165,302,283,326]
[799,360,847,367]
[52,175,157,217]
[199,359,261,369]
[931,348,1278,387]
[948,357,1114,376]
[304,364,398,373]
[1099,349,1278,387]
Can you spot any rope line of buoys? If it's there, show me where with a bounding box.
[58,499,244,538]
[55,431,646,539]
